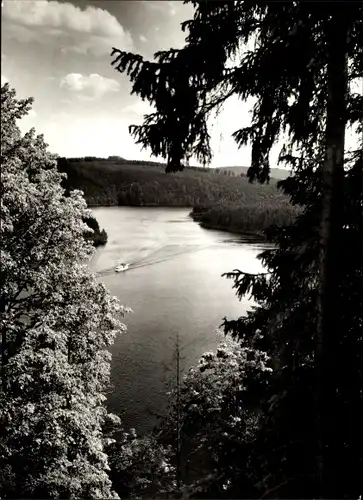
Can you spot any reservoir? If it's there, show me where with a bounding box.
[89,206,269,435]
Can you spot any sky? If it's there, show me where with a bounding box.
[1,0,361,167]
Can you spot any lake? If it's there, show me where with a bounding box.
[89,206,269,435]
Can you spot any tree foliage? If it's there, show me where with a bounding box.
[110,2,363,498]
[106,427,176,500]
[219,147,362,499]
[83,215,108,247]
[0,83,130,499]
[110,2,362,181]
[156,331,272,498]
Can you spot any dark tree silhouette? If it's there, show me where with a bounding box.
[109,2,363,498]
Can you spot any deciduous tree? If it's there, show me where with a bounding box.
[0,83,130,499]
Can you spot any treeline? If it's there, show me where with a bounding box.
[191,202,301,236]
[66,156,241,175]
[83,215,108,247]
[59,161,108,246]
[57,157,296,234]
[56,157,256,208]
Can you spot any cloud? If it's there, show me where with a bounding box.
[60,73,120,99]
[2,0,133,56]
[139,35,147,43]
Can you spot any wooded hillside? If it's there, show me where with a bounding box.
[57,157,298,236]
[57,157,289,208]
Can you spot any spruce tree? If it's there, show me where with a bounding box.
[109,2,363,497]
[0,83,130,498]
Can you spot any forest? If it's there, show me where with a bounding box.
[83,215,108,247]
[1,1,362,500]
[57,156,297,236]
[190,202,300,236]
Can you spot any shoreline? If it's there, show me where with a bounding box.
[188,214,267,242]
[194,220,266,239]
[90,204,269,242]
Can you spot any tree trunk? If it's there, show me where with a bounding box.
[316,12,349,499]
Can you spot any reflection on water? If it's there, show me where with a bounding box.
[89,206,269,434]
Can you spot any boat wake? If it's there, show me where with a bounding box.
[131,244,208,270]
[94,243,209,277]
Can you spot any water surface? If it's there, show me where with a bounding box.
[90,207,269,434]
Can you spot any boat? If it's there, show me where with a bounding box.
[115,263,130,273]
